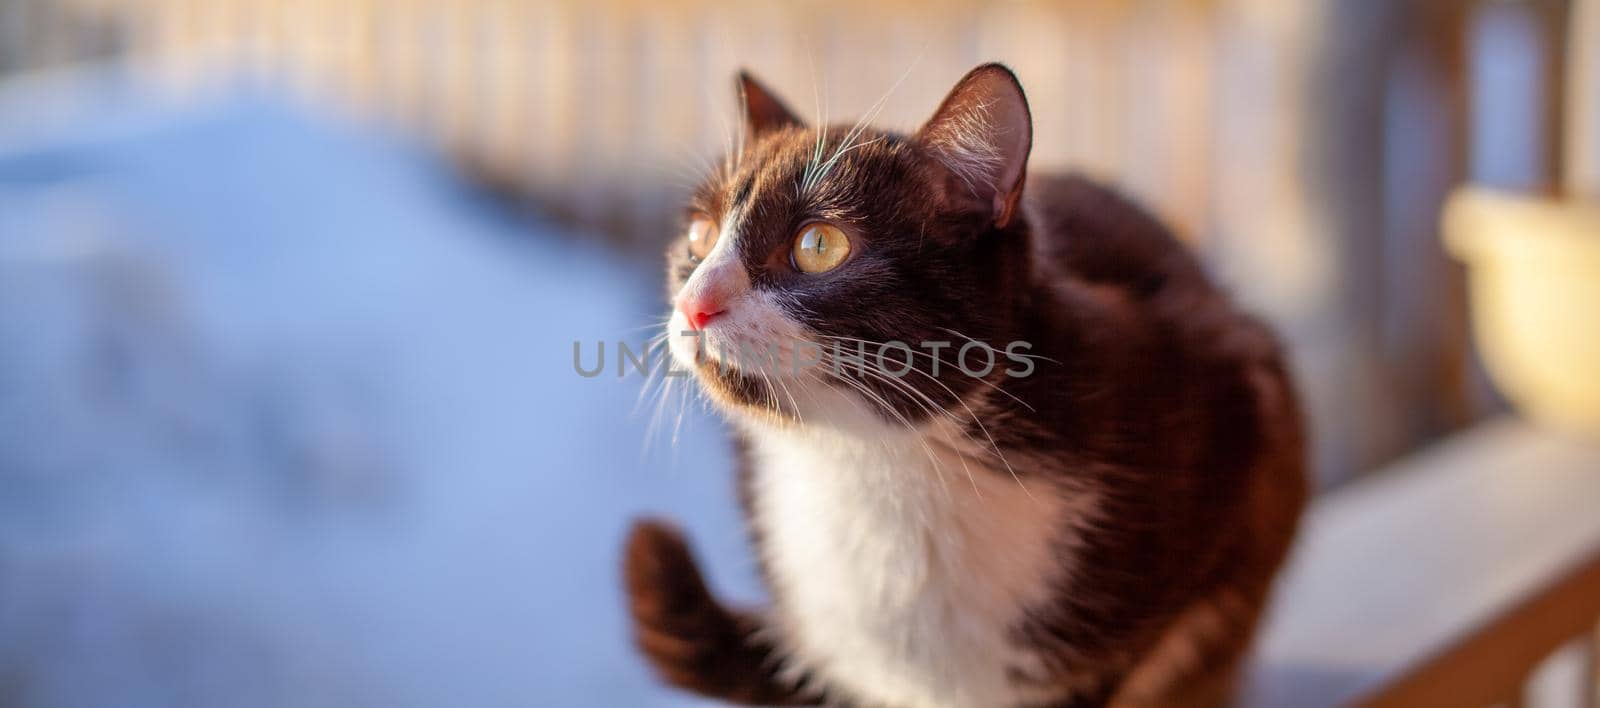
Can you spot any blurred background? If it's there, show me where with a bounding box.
[0,0,1595,706]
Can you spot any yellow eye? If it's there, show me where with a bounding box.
[792,223,851,273]
[686,215,718,260]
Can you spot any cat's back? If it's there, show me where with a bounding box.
[1024,173,1213,301]
[1021,171,1290,374]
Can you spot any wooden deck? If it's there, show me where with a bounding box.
[1243,418,1600,707]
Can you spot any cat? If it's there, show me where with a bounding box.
[622,63,1307,708]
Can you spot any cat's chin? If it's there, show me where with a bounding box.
[684,359,807,423]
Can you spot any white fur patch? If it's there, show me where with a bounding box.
[742,407,1092,708]
[667,289,812,380]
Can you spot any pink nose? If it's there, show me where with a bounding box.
[677,295,726,330]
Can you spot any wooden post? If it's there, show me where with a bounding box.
[1569,0,1600,199]
[1411,0,1476,437]
[1582,622,1599,708]
[1530,0,1572,195]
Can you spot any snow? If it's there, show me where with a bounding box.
[0,74,755,707]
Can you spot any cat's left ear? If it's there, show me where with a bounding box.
[917,63,1032,229]
[736,70,804,137]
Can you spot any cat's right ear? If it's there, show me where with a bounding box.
[736,70,803,137]
[917,63,1033,229]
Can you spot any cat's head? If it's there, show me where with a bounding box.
[665,63,1035,429]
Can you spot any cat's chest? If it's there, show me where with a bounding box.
[745,424,1085,708]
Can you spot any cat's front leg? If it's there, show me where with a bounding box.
[622,519,821,706]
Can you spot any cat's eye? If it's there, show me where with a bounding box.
[686,215,719,261]
[792,223,851,274]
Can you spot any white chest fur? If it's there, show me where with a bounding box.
[745,421,1088,708]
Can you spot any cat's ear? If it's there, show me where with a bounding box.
[736,70,804,137]
[917,63,1033,229]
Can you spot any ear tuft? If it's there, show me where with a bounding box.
[917,63,1032,229]
[736,70,803,137]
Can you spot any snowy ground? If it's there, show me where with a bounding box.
[0,71,756,707]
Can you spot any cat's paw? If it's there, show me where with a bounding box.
[623,520,821,704]
[621,519,742,689]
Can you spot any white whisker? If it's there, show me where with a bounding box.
[803,54,922,195]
